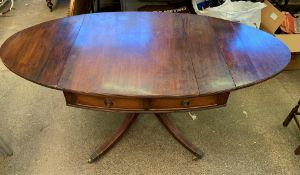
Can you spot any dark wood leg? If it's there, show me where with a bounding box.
[88,113,138,163]
[283,109,297,127]
[155,113,204,160]
[88,112,204,163]
[283,101,300,127]
[283,100,300,155]
[46,0,53,12]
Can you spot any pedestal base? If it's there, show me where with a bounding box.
[62,90,228,162]
[88,113,204,163]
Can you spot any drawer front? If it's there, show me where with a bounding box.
[64,91,145,111]
[149,94,229,111]
[63,91,230,112]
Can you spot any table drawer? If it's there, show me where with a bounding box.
[63,91,145,111]
[63,91,230,112]
[149,93,229,111]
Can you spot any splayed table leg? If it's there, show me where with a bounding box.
[88,113,138,163]
[155,113,204,160]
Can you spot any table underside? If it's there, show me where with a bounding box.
[63,91,229,162]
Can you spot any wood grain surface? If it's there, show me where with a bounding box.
[0,12,291,98]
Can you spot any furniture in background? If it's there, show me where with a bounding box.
[0,0,14,15]
[66,0,194,15]
[46,0,53,11]
[69,0,93,16]
[283,100,300,155]
[46,0,93,13]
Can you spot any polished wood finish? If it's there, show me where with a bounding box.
[0,13,292,161]
[0,15,85,88]
[208,18,291,89]
[283,100,300,155]
[88,113,138,163]
[63,91,229,112]
[0,13,291,99]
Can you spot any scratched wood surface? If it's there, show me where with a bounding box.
[0,12,291,97]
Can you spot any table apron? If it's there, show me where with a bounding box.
[63,91,230,112]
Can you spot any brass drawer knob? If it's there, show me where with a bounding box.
[104,99,113,107]
[181,100,190,107]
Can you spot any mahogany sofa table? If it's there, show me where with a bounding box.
[0,12,291,163]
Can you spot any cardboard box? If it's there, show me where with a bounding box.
[261,0,300,70]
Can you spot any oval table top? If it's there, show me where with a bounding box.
[0,12,291,98]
